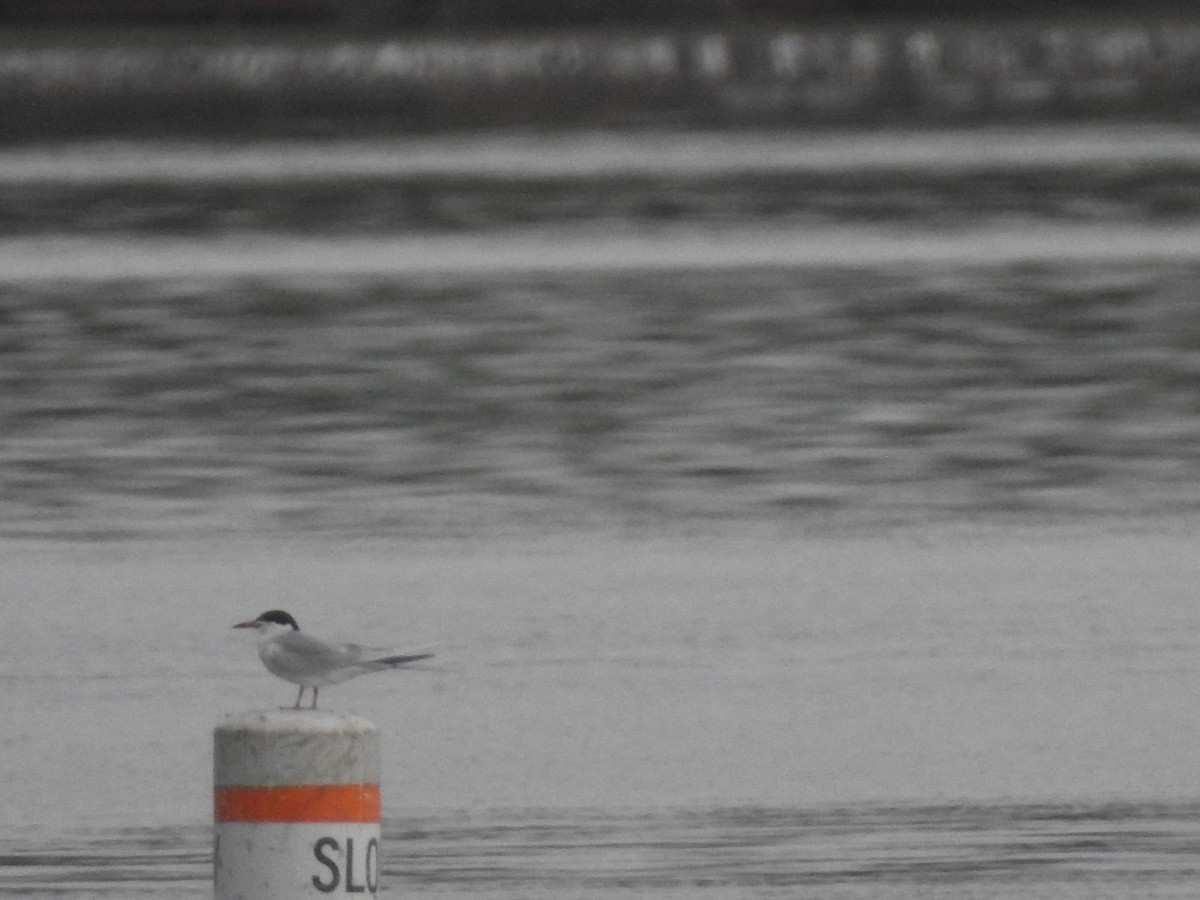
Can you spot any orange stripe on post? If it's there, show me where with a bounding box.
[215,784,380,823]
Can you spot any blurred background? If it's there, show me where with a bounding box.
[1,0,1197,28]
[3,1,1200,135]
[2,1,1200,538]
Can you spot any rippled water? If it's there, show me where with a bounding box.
[10,804,1200,898]
[5,125,1200,896]
[4,127,1200,537]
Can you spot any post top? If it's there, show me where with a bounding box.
[217,709,377,736]
[214,710,380,787]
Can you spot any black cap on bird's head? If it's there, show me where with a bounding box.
[233,609,300,631]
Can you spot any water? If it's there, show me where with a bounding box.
[5,530,1200,896]
[4,124,1200,896]
[12,806,1200,899]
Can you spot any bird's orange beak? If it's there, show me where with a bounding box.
[233,620,261,630]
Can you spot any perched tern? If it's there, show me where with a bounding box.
[234,609,432,710]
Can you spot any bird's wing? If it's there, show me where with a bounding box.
[261,631,369,681]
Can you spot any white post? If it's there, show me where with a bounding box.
[214,710,381,899]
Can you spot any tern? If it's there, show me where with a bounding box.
[234,609,433,710]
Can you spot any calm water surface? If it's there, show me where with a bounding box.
[4,125,1200,896]
[4,528,1200,897]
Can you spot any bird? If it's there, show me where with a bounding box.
[233,609,433,710]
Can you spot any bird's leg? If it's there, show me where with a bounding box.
[293,685,305,710]
[310,686,319,710]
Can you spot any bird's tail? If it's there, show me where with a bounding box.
[375,652,434,667]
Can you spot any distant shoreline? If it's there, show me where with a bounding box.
[2,21,1200,139]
